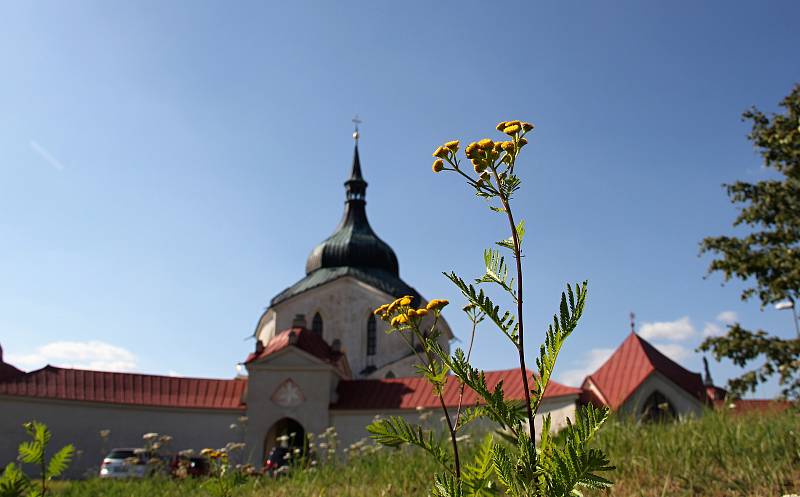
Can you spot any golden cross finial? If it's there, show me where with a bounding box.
[352,115,362,141]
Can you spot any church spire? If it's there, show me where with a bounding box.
[303,120,399,276]
[345,116,367,201]
[702,356,714,386]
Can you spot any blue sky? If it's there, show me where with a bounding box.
[0,1,797,396]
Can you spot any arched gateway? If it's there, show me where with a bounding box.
[263,417,305,460]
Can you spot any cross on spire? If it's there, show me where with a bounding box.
[630,312,636,334]
[352,115,362,142]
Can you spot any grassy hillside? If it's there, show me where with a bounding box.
[49,409,798,497]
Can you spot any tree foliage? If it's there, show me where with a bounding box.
[699,83,800,398]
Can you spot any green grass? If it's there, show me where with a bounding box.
[49,409,798,497]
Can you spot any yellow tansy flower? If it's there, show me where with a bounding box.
[518,137,528,148]
[501,141,515,152]
[433,146,448,159]
[416,308,429,317]
[503,124,520,135]
[426,299,449,311]
[496,121,508,131]
[521,122,534,132]
[374,304,389,315]
[407,308,417,317]
[391,314,409,326]
[432,159,444,173]
[445,140,460,152]
[477,138,494,149]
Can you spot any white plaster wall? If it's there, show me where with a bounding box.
[0,396,241,478]
[619,371,704,419]
[258,276,452,378]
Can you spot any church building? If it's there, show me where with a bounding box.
[0,138,744,477]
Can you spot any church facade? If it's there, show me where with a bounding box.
[0,142,748,477]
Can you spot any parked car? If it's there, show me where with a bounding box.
[99,448,148,479]
[170,455,210,477]
[263,446,290,475]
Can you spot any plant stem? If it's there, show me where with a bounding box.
[454,317,479,431]
[493,169,536,444]
[416,320,461,478]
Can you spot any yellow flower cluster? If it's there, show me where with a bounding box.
[496,120,534,134]
[465,139,500,173]
[426,299,449,311]
[431,140,460,173]
[374,296,448,328]
[200,448,225,460]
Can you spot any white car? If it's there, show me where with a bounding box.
[98,448,148,479]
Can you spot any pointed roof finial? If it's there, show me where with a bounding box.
[352,114,362,142]
[630,312,636,334]
[702,356,714,386]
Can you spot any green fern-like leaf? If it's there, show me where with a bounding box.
[462,435,497,497]
[16,442,42,466]
[444,272,518,345]
[23,422,51,449]
[475,249,517,300]
[532,282,588,413]
[366,417,452,471]
[0,462,30,497]
[45,445,74,479]
[432,472,463,497]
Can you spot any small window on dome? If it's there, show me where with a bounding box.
[367,314,377,356]
[312,313,323,336]
[385,371,395,379]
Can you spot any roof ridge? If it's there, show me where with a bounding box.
[23,364,242,383]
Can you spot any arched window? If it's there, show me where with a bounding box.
[640,390,676,422]
[367,314,377,356]
[312,313,323,335]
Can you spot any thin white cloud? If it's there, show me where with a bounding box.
[652,343,691,361]
[6,341,138,372]
[716,311,738,325]
[558,347,615,386]
[703,322,724,337]
[29,140,65,171]
[639,316,694,341]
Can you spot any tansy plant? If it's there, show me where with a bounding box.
[367,121,614,497]
[0,421,74,497]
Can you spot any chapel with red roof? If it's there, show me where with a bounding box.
[0,136,755,476]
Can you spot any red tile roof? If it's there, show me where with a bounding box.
[331,368,581,410]
[583,333,706,410]
[245,328,351,376]
[0,366,246,410]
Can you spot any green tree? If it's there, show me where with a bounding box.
[699,83,800,399]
